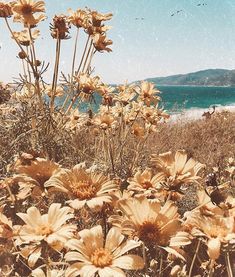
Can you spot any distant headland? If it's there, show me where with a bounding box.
[146,69,235,87]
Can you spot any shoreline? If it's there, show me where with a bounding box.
[168,103,235,122]
[158,85,235,88]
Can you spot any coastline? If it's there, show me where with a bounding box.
[168,103,235,122]
[158,84,235,88]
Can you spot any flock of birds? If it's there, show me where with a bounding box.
[135,2,208,20]
[0,3,209,49]
[171,3,207,17]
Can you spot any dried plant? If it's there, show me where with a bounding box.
[0,1,234,277]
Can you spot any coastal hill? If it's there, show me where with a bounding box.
[147,69,235,86]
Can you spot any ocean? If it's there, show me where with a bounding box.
[59,85,235,120]
[159,86,235,111]
[158,85,235,120]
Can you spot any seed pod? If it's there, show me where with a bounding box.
[18,51,27,59]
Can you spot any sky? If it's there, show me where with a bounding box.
[1,0,235,84]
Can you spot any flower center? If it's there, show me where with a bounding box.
[90,248,113,268]
[35,224,52,236]
[71,180,97,200]
[138,221,160,243]
[143,92,150,98]
[209,226,227,238]
[21,4,33,15]
[141,181,153,189]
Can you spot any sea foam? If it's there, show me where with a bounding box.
[168,103,235,122]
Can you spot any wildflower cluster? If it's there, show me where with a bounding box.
[0,1,234,277]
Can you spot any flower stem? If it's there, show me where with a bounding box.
[189,239,201,277]
[76,35,90,74]
[50,37,61,111]
[225,251,233,277]
[71,28,79,81]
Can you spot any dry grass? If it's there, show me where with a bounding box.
[150,111,235,172]
[1,107,234,177]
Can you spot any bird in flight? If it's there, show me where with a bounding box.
[197,3,207,6]
[135,17,145,20]
[171,10,183,17]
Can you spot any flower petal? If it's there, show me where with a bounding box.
[112,254,144,270]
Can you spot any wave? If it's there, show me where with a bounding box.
[168,103,235,122]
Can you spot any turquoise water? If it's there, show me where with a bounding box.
[58,86,235,113]
[158,86,235,111]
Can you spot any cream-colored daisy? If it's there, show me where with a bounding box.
[127,168,165,193]
[137,81,161,107]
[74,73,101,101]
[151,150,205,190]
[65,225,144,277]
[14,157,61,187]
[16,203,76,246]
[93,33,112,53]
[114,83,137,105]
[90,10,113,26]
[131,123,145,139]
[12,0,45,26]
[92,112,117,130]
[12,29,40,46]
[67,8,90,29]
[184,211,235,260]
[45,164,119,210]
[2,174,38,201]
[109,196,181,247]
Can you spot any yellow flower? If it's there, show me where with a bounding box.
[127,168,165,192]
[93,112,117,130]
[75,73,101,101]
[87,24,112,36]
[184,212,235,260]
[65,225,144,277]
[115,83,137,105]
[12,0,45,26]
[131,123,145,139]
[13,12,46,26]
[93,33,112,53]
[141,106,165,125]
[91,10,113,27]
[15,203,76,268]
[137,81,161,106]
[2,174,38,201]
[151,150,205,190]
[12,29,40,46]
[45,164,119,210]
[67,8,89,28]
[14,157,61,187]
[109,196,181,247]
[0,2,13,17]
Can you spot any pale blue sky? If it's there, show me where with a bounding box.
[1,0,235,83]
